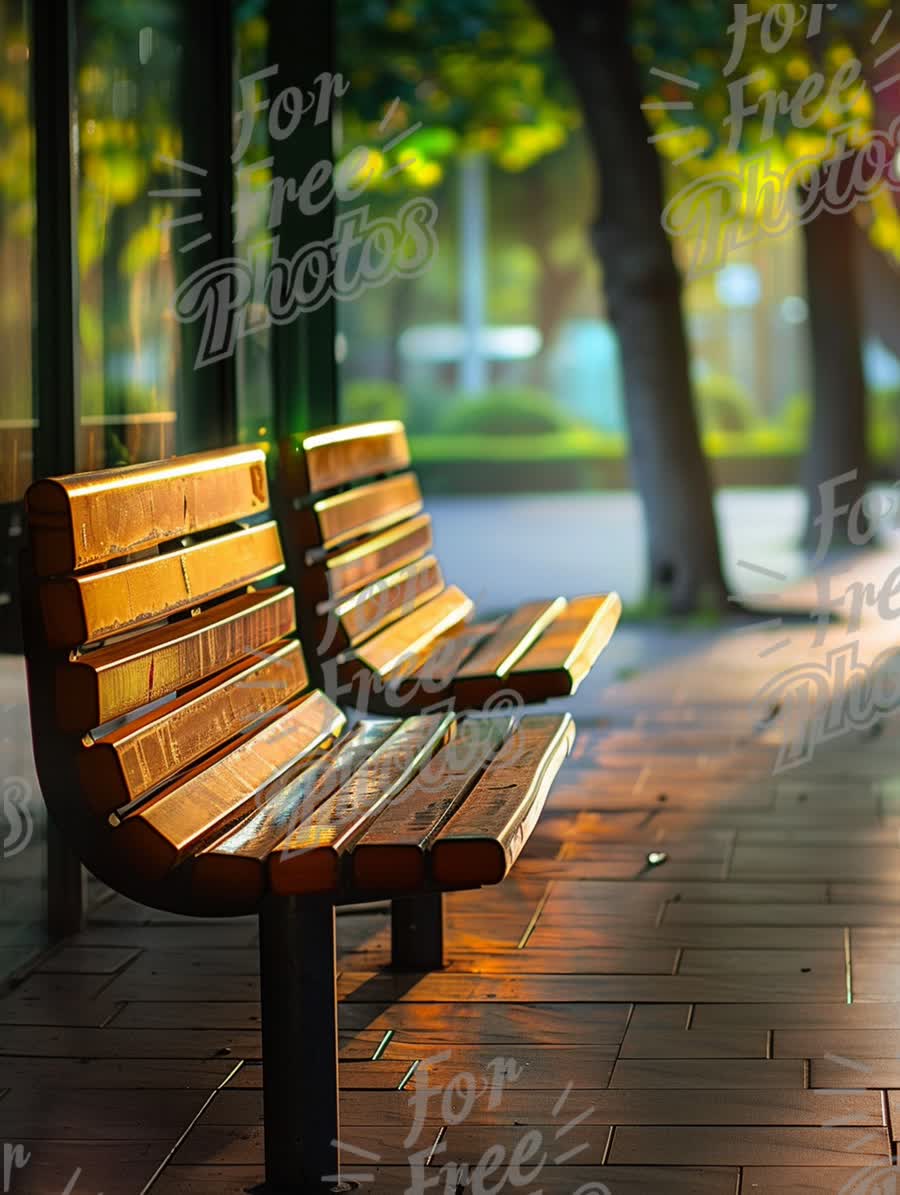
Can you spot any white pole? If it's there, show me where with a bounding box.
[459,152,487,394]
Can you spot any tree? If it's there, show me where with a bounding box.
[802,176,869,549]
[533,1,727,611]
[635,0,893,549]
[342,0,728,612]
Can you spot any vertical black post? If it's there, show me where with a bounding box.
[32,0,79,480]
[267,0,338,437]
[391,893,445,971]
[177,0,237,452]
[32,0,84,937]
[259,894,340,1191]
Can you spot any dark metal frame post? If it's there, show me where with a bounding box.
[258,894,340,1192]
[31,0,84,938]
[32,0,79,481]
[267,0,339,438]
[177,0,237,452]
[391,893,445,971]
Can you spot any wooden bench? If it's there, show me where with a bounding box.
[282,420,622,712]
[20,445,577,1192]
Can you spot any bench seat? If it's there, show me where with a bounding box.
[283,420,622,712]
[21,444,580,1192]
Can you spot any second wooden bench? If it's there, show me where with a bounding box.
[282,419,621,712]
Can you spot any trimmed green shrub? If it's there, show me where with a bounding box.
[342,379,408,424]
[780,393,810,441]
[437,388,576,437]
[695,374,756,434]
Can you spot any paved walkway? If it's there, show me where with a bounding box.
[4,548,900,1192]
[427,488,825,609]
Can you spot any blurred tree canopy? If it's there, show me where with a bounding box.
[634,0,899,260]
[339,0,577,185]
[340,0,900,263]
[633,0,898,547]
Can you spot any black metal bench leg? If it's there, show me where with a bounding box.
[259,894,340,1192]
[391,892,445,970]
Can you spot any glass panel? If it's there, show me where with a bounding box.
[0,0,34,506]
[75,0,189,469]
[233,0,274,448]
[0,0,47,977]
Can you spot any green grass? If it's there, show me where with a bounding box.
[409,428,809,462]
[621,587,728,627]
[409,429,626,461]
[410,424,900,465]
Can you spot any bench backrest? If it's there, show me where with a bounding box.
[283,421,470,669]
[22,447,345,915]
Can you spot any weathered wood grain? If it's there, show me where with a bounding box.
[284,420,410,495]
[269,712,455,894]
[305,512,433,607]
[330,554,445,649]
[190,720,399,906]
[114,691,345,881]
[506,592,622,699]
[432,714,575,887]
[57,586,297,730]
[79,640,308,811]
[297,471,423,552]
[39,521,285,647]
[26,445,268,576]
[351,715,512,889]
[354,586,474,679]
[452,597,566,703]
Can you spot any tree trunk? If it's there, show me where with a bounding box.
[801,201,868,551]
[534,0,726,613]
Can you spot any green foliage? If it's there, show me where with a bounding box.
[340,0,579,189]
[871,386,900,421]
[869,387,900,460]
[79,379,160,419]
[623,585,726,627]
[410,386,900,465]
[632,0,882,159]
[411,427,625,460]
[436,387,577,436]
[342,379,409,424]
[695,373,756,433]
[781,393,811,439]
[629,1,900,258]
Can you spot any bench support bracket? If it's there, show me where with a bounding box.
[391,892,445,971]
[259,894,339,1192]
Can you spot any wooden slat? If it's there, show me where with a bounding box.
[39,521,285,648]
[331,556,445,649]
[191,720,400,906]
[284,421,410,496]
[394,623,498,690]
[296,473,423,553]
[302,514,433,607]
[452,597,567,706]
[431,713,575,887]
[269,712,455,895]
[78,640,308,812]
[26,446,268,576]
[56,586,296,731]
[352,716,513,890]
[353,586,475,680]
[113,691,346,883]
[506,593,622,700]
